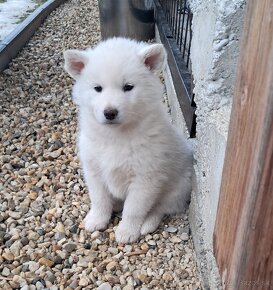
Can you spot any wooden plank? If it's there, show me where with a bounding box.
[213,0,273,289]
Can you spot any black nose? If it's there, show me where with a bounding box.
[104,108,119,120]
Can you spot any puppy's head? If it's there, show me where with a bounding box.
[63,38,166,126]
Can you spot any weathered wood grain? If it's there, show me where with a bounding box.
[213,0,273,289]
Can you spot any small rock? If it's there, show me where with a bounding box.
[91,231,100,240]
[36,281,44,290]
[181,269,189,279]
[122,286,134,290]
[2,267,10,276]
[97,259,112,273]
[28,231,40,241]
[38,257,54,267]
[44,148,62,160]
[98,282,112,290]
[181,232,189,241]
[28,261,39,272]
[77,257,89,267]
[10,240,22,256]
[27,192,38,200]
[37,228,45,236]
[21,237,29,246]
[63,243,76,253]
[44,271,56,283]
[54,255,63,265]
[30,200,44,216]
[106,261,117,272]
[147,240,156,246]
[8,211,22,219]
[165,226,178,233]
[162,231,169,239]
[123,245,132,253]
[170,236,182,243]
[69,224,78,233]
[163,271,173,282]
[140,243,149,251]
[31,277,46,286]
[79,277,89,286]
[55,222,65,233]
[69,280,78,289]
[2,251,14,261]
[3,233,12,242]
[84,242,92,249]
[108,247,118,255]
[105,274,119,284]
[55,232,65,241]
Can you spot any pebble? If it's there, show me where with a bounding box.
[79,277,89,286]
[8,211,22,219]
[123,245,132,253]
[27,192,38,200]
[2,251,14,261]
[147,240,156,246]
[108,247,118,255]
[170,236,182,243]
[21,237,29,246]
[69,224,78,233]
[90,231,100,240]
[181,232,189,241]
[122,286,134,290]
[84,242,92,249]
[63,243,77,253]
[36,281,44,290]
[165,226,178,233]
[106,261,117,272]
[10,240,22,256]
[28,261,39,272]
[38,257,54,267]
[2,267,10,276]
[98,282,112,290]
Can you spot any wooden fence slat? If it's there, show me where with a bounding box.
[213,0,273,289]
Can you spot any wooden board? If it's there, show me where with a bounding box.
[213,0,273,289]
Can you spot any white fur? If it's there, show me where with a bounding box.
[63,38,193,243]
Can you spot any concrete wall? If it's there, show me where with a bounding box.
[189,1,246,288]
[157,0,246,289]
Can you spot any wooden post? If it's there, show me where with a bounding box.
[213,0,273,289]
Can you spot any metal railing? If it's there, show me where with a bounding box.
[160,0,193,70]
[155,0,196,137]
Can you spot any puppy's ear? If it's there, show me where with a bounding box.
[63,49,88,80]
[138,44,167,72]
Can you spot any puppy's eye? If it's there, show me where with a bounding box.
[123,84,134,92]
[94,85,102,93]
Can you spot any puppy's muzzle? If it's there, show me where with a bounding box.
[104,108,119,121]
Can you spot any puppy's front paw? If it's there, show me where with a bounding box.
[140,214,162,236]
[115,222,140,243]
[83,210,109,232]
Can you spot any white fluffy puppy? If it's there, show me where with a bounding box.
[64,37,193,243]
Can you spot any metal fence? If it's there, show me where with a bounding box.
[155,0,196,137]
[160,0,193,71]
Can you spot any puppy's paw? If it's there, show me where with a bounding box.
[140,215,162,236]
[83,210,109,232]
[115,222,140,243]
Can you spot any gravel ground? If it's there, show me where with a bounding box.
[0,0,201,289]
